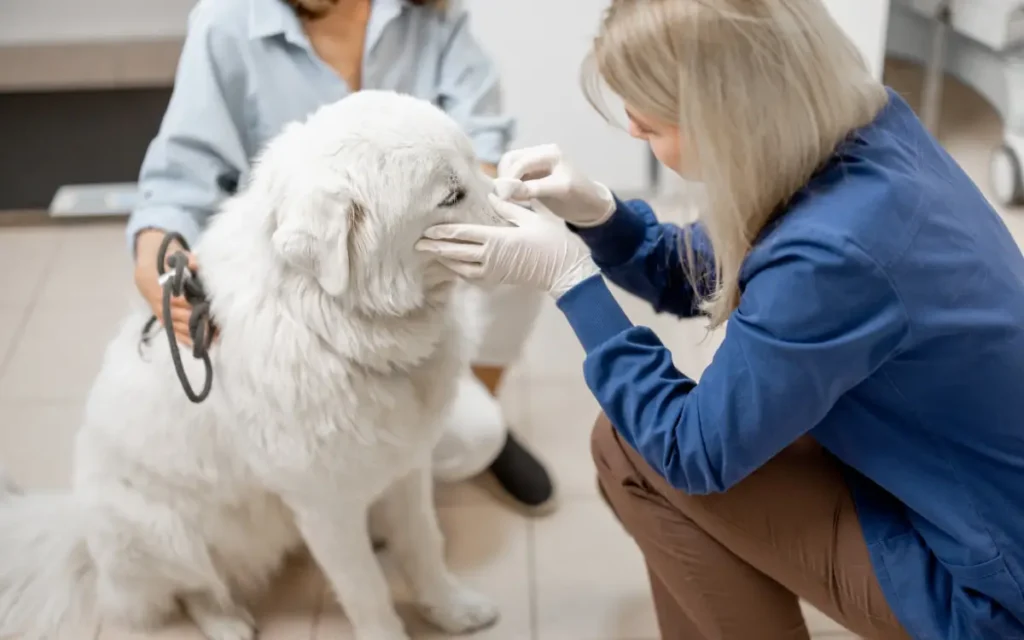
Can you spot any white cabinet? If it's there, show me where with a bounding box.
[904,0,1024,52]
[951,0,1024,52]
[464,0,649,193]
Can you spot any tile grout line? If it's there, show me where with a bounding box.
[526,516,539,640]
[0,232,66,383]
[527,364,545,640]
[308,576,329,640]
[515,371,541,640]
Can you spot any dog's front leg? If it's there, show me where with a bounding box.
[380,467,500,634]
[291,500,408,640]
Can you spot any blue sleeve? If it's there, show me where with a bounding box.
[557,231,908,494]
[434,7,514,165]
[125,15,248,254]
[573,198,715,319]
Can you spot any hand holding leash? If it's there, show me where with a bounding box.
[134,230,198,346]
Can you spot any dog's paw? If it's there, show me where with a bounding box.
[418,585,499,634]
[196,613,256,640]
[187,601,257,640]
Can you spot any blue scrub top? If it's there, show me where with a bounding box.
[559,89,1024,639]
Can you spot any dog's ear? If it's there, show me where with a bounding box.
[271,185,354,297]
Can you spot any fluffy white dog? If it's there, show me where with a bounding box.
[0,90,505,640]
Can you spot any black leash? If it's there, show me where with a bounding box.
[140,232,215,403]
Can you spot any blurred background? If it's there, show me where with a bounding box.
[5,0,1019,213]
[0,0,898,214]
[1,1,1023,638]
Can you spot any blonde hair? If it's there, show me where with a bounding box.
[584,0,888,327]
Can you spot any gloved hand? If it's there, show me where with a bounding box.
[417,191,600,299]
[498,144,616,227]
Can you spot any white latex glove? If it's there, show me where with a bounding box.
[417,192,600,299]
[498,144,616,227]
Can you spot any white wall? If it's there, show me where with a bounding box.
[464,0,649,193]
[822,0,892,80]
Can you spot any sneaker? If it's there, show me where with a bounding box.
[484,431,556,515]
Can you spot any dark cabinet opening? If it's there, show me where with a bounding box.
[0,87,172,211]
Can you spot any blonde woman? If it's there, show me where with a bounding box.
[417,0,1024,638]
[127,0,555,512]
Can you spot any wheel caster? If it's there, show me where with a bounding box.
[990,144,1024,207]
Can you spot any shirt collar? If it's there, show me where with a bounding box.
[248,0,301,42]
[248,0,409,46]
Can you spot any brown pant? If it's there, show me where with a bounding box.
[591,415,912,640]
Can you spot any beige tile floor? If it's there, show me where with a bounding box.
[1,60,1022,640]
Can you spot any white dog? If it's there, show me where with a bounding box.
[0,90,504,640]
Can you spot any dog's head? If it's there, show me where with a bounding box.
[250,90,505,316]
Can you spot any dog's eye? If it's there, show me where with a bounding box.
[439,188,466,208]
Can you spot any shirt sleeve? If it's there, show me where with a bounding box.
[557,230,909,494]
[434,7,514,166]
[572,197,715,319]
[125,16,248,254]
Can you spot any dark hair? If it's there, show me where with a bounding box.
[285,0,441,19]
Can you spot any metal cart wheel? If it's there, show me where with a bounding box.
[990,144,1024,207]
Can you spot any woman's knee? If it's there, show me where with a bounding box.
[590,414,662,521]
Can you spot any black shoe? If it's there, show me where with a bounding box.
[485,430,556,514]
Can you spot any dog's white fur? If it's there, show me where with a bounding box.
[0,90,505,640]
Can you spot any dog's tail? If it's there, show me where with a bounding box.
[0,470,97,640]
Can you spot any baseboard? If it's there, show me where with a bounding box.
[0,210,127,228]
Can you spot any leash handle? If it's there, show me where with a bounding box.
[155,231,190,277]
[154,232,214,403]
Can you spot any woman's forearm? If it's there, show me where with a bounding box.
[573,198,712,318]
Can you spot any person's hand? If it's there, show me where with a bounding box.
[416,191,600,299]
[133,229,199,346]
[498,144,615,227]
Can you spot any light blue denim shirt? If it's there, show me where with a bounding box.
[126,0,513,250]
